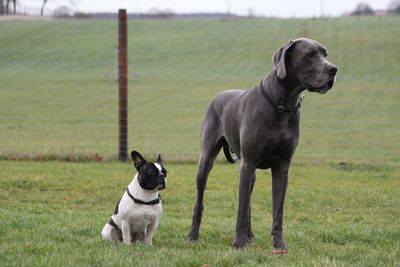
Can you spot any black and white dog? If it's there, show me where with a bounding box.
[101,150,167,245]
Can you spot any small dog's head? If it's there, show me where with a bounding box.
[131,150,167,191]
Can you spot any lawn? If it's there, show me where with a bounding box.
[0,161,399,266]
[0,15,399,266]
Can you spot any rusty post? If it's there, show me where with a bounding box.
[118,9,128,161]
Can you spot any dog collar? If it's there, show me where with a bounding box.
[259,80,304,113]
[126,188,161,205]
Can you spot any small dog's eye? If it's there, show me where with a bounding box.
[148,169,157,175]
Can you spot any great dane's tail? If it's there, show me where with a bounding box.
[222,140,239,164]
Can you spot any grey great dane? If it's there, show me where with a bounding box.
[187,38,337,253]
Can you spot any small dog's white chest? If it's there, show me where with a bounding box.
[112,192,162,224]
[127,205,162,232]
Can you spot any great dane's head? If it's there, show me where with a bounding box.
[273,38,337,94]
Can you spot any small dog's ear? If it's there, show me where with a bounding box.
[131,151,147,171]
[156,154,162,164]
[272,39,294,80]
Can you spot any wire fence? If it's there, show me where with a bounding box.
[0,13,399,163]
[0,3,70,17]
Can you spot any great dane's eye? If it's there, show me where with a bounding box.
[306,51,316,58]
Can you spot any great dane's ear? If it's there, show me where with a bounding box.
[131,150,147,171]
[273,39,295,80]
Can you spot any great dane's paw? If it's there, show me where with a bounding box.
[272,239,288,254]
[233,236,250,249]
[187,230,199,242]
[247,231,255,243]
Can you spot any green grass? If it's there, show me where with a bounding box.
[0,16,399,163]
[0,161,399,266]
[0,16,399,266]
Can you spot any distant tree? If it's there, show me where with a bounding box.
[247,8,255,18]
[40,0,48,16]
[388,0,400,14]
[4,0,16,14]
[147,7,174,18]
[41,0,75,16]
[54,5,72,17]
[351,2,374,16]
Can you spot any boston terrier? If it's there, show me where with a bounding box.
[101,150,167,245]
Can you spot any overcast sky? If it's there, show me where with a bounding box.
[28,0,393,17]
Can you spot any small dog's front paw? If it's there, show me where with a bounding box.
[144,240,153,246]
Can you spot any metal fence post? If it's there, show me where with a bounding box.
[118,9,128,161]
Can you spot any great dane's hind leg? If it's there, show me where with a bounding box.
[187,136,222,242]
[271,162,289,254]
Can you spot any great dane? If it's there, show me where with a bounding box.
[187,38,337,253]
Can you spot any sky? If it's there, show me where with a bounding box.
[27,0,394,18]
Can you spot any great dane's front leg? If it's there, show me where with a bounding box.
[247,173,256,242]
[233,162,255,249]
[271,162,289,254]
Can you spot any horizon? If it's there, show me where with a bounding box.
[17,0,394,18]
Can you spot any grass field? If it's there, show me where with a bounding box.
[1,16,400,266]
[0,161,399,266]
[0,16,399,163]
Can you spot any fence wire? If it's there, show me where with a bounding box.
[0,15,399,163]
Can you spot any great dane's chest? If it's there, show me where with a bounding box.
[246,116,299,169]
[257,135,297,169]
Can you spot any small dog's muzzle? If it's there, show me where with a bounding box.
[159,177,166,190]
